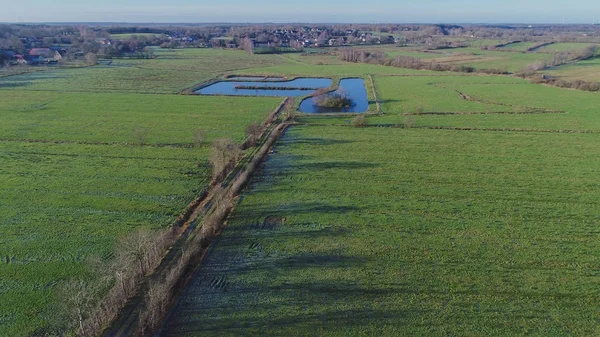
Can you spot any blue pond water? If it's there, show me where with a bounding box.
[196,78,332,97]
[298,78,369,113]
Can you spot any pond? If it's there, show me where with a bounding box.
[298,78,369,113]
[196,78,333,97]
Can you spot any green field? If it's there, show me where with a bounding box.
[307,45,553,72]
[159,52,600,336]
[535,42,598,53]
[2,40,600,336]
[544,57,600,82]
[162,124,600,336]
[0,49,290,94]
[0,49,282,336]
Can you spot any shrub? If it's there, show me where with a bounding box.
[351,115,367,127]
[193,129,205,147]
[314,92,354,109]
[404,116,416,128]
[210,138,241,180]
[246,123,263,147]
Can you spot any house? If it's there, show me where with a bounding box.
[29,48,54,58]
[94,38,113,45]
[29,48,62,62]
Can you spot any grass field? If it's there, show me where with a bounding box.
[535,42,598,53]
[0,49,283,335]
[162,124,600,336]
[368,74,600,131]
[439,48,552,72]
[324,45,552,72]
[3,40,600,336]
[544,57,600,82]
[0,49,291,94]
[160,50,600,336]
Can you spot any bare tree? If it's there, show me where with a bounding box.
[116,229,154,275]
[85,52,97,66]
[239,36,254,55]
[210,138,241,180]
[526,60,547,71]
[575,45,598,60]
[56,280,96,336]
[246,123,263,147]
[351,115,367,127]
[193,129,205,147]
[551,52,569,66]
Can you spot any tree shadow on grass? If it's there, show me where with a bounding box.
[295,161,379,171]
[378,99,403,104]
[282,137,356,146]
[160,242,413,336]
[0,81,31,89]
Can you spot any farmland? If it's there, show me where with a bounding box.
[0,49,282,336]
[284,45,554,73]
[2,31,600,336]
[544,57,600,82]
[535,42,599,53]
[0,49,290,94]
[160,48,600,336]
[162,125,600,336]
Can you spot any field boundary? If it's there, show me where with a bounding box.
[368,74,382,114]
[302,122,598,134]
[401,110,567,116]
[101,101,290,337]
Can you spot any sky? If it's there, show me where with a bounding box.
[1,0,600,24]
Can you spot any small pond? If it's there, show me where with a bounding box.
[298,78,369,113]
[196,78,332,97]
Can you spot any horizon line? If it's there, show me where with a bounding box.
[0,21,592,26]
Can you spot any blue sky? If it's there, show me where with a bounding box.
[1,0,600,24]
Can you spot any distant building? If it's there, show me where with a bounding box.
[29,48,62,62]
[94,38,113,45]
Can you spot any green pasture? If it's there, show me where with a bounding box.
[535,42,598,53]
[2,36,600,336]
[0,49,290,94]
[0,141,206,335]
[367,74,600,131]
[0,52,282,335]
[544,57,600,82]
[161,125,600,336]
[0,91,280,144]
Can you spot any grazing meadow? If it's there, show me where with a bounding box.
[0,49,281,335]
[161,48,600,336]
[2,43,600,336]
[162,124,600,336]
